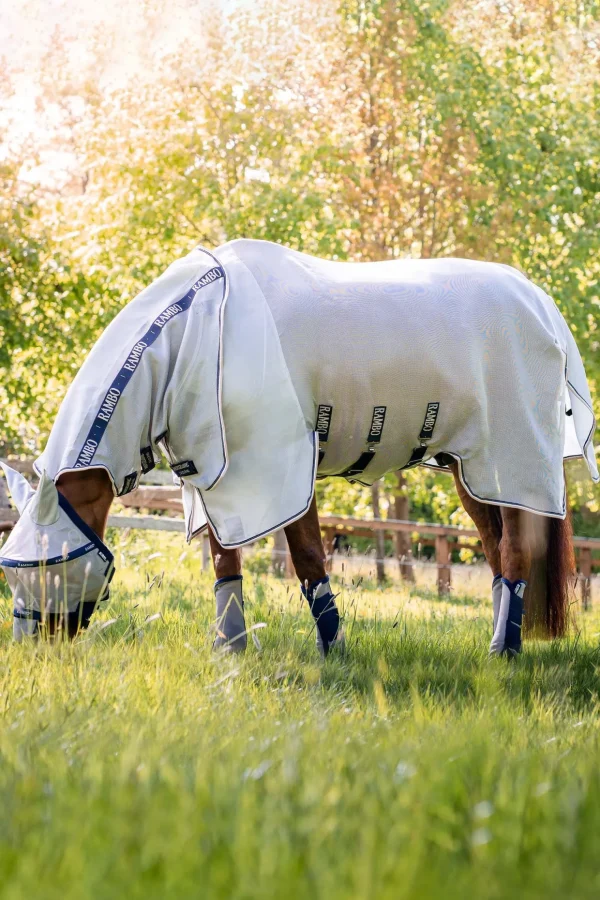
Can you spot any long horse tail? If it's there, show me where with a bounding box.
[546,507,575,637]
[524,472,575,639]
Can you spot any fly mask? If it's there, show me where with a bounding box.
[0,464,114,635]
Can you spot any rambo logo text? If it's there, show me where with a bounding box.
[74,265,225,468]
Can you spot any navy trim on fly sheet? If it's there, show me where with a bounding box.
[191,246,230,492]
[1,542,96,569]
[73,264,225,471]
[439,451,567,518]
[14,597,107,623]
[57,493,114,567]
[567,379,597,463]
[1,494,115,571]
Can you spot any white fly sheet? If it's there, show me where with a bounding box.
[36,240,598,547]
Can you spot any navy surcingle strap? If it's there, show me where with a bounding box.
[402,400,441,470]
[334,406,387,480]
[339,449,376,478]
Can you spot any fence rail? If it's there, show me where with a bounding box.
[1,462,598,601]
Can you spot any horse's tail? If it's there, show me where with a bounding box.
[524,476,575,639]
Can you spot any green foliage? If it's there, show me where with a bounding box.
[1,0,598,519]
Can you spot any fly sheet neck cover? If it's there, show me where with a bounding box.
[0,464,114,620]
[35,246,230,499]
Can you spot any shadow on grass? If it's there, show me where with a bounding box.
[3,574,600,718]
[319,615,600,713]
[250,599,600,716]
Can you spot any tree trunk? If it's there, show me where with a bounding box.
[370,482,386,585]
[272,529,288,576]
[394,471,415,583]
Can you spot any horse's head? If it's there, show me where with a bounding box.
[0,464,114,636]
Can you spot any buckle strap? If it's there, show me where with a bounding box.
[401,400,441,471]
[318,406,387,480]
[339,449,376,479]
[401,446,428,470]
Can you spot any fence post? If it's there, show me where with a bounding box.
[285,543,295,579]
[272,529,288,576]
[435,534,451,596]
[579,547,592,610]
[370,483,386,585]
[201,533,211,571]
[323,527,336,573]
[394,471,415,583]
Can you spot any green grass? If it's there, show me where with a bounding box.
[1,533,600,899]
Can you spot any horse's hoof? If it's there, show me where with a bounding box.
[488,643,521,659]
[212,633,247,654]
[318,628,346,659]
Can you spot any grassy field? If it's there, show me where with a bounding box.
[1,531,600,899]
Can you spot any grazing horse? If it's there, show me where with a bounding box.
[1,240,597,655]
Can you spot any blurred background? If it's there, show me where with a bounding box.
[1,0,599,536]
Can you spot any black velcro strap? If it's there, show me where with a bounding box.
[118,472,139,496]
[402,446,428,470]
[171,459,198,477]
[320,404,386,479]
[340,449,376,478]
[140,446,155,473]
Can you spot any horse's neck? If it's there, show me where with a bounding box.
[56,469,114,539]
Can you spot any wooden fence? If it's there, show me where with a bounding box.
[1,461,598,602]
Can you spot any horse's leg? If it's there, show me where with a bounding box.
[449,463,504,632]
[208,527,247,652]
[284,495,343,657]
[489,507,532,656]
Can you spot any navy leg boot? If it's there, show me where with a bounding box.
[301,576,343,658]
[489,577,526,657]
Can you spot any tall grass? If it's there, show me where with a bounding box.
[1,533,600,899]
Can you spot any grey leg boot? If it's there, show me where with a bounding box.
[13,614,38,641]
[213,575,247,653]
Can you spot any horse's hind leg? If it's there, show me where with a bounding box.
[208,527,247,652]
[490,507,532,656]
[449,463,504,633]
[284,495,343,657]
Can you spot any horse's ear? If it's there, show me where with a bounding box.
[29,471,60,526]
[0,463,36,515]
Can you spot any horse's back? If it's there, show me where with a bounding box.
[220,240,574,497]
[222,239,561,347]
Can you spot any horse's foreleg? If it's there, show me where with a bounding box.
[450,463,504,633]
[208,527,247,652]
[284,496,343,657]
[489,507,532,656]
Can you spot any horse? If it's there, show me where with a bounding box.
[1,239,597,656]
